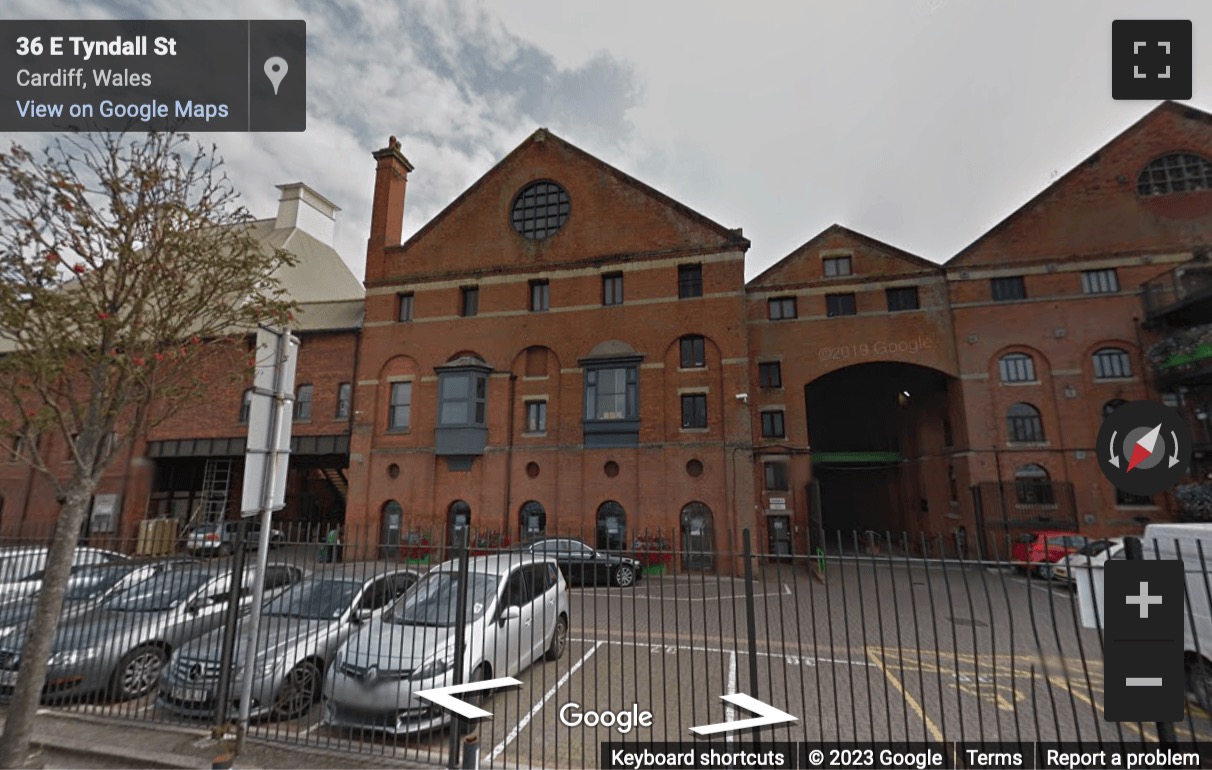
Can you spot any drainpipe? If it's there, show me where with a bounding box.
[346,324,362,543]
[503,374,517,536]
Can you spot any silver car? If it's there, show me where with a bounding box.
[0,561,302,701]
[159,563,418,720]
[0,546,127,600]
[185,521,286,557]
[323,553,569,734]
[0,559,195,639]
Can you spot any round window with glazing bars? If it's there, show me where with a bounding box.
[511,181,570,240]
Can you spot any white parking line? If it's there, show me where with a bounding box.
[569,637,872,667]
[488,641,604,763]
[725,651,737,745]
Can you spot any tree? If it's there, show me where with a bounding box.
[0,131,295,767]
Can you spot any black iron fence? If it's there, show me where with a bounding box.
[0,524,1209,768]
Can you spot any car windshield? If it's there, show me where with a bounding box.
[62,564,142,601]
[101,569,212,612]
[191,525,218,536]
[262,578,362,620]
[388,572,499,627]
[1077,540,1112,557]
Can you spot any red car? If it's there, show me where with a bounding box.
[1010,530,1090,574]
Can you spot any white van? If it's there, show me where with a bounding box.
[1140,523,1212,713]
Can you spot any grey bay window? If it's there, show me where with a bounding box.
[435,358,491,455]
[582,355,641,447]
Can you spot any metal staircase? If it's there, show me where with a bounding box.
[319,466,348,506]
[200,458,233,523]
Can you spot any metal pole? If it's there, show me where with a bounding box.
[1123,535,1178,746]
[461,734,479,769]
[234,329,290,755]
[447,526,471,769]
[741,529,761,747]
[212,519,248,738]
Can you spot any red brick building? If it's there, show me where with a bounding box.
[4,101,1211,565]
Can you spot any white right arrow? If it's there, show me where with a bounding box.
[415,676,521,720]
[689,693,797,736]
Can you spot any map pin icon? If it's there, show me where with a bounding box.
[264,57,288,95]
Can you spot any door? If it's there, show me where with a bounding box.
[681,503,715,571]
[497,567,537,675]
[769,516,792,557]
[381,501,403,558]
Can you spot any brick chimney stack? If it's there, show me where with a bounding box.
[365,135,414,284]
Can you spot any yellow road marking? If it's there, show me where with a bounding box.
[866,647,944,742]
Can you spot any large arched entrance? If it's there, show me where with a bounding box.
[804,361,959,544]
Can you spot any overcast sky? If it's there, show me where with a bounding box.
[7,0,1212,279]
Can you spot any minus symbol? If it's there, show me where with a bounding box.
[1125,677,1163,687]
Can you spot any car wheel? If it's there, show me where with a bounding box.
[456,664,490,736]
[613,564,636,588]
[111,645,167,700]
[1188,655,1212,715]
[1037,563,1055,580]
[217,543,233,558]
[272,660,322,719]
[545,615,568,661]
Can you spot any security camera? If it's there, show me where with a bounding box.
[735,393,749,403]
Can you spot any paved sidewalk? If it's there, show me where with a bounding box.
[0,709,429,769]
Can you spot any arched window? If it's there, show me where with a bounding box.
[998,353,1036,383]
[1137,153,1212,196]
[446,500,471,553]
[519,501,546,543]
[381,500,403,556]
[681,502,715,571]
[1093,348,1132,380]
[1006,403,1044,442]
[1014,464,1054,506]
[596,501,626,551]
[1102,399,1128,418]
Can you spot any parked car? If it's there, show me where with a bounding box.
[1046,538,1124,583]
[323,553,569,735]
[1010,531,1089,574]
[185,520,286,557]
[0,546,127,600]
[159,563,419,720]
[0,558,196,637]
[521,537,642,588]
[0,561,303,701]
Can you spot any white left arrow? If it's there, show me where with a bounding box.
[689,693,797,736]
[415,676,522,720]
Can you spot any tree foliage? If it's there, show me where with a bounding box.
[0,131,296,767]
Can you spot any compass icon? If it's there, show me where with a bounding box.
[1097,400,1192,496]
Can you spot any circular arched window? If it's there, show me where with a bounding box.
[511,181,570,240]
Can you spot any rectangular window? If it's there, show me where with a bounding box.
[758,362,782,389]
[823,256,852,277]
[886,286,920,312]
[990,276,1026,302]
[336,383,352,419]
[681,394,707,429]
[768,296,797,320]
[680,336,705,368]
[529,280,549,312]
[397,292,414,322]
[585,367,637,421]
[388,382,412,431]
[678,264,703,299]
[1082,269,1119,295]
[603,273,623,306]
[763,461,788,491]
[825,293,857,317]
[293,384,313,421]
[460,286,479,317]
[525,401,547,434]
[761,410,786,438]
[439,373,487,426]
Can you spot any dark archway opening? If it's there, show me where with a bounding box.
[805,361,957,545]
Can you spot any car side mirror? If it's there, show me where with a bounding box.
[352,608,374,624]
[499,605,521,625]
